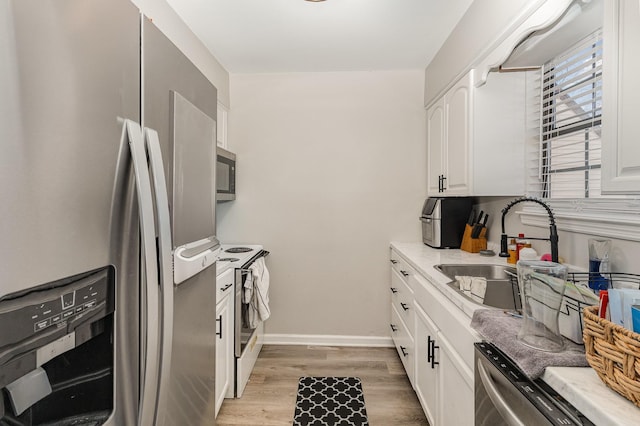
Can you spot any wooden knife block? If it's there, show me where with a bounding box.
[460,224,487,253]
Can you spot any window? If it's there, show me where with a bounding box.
[520,29,640,241]
[535,30,603,199]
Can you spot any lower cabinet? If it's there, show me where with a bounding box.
[437,333,474,426]
[414,304,438,426]
[390,247,477,425]
[214,290,234,417]
[414,303,474,426]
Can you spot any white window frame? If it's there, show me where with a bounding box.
[521,30,640,241]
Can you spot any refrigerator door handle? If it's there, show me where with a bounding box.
[124,119,160,426]
[143,127,174,418]
[174,239,221,285]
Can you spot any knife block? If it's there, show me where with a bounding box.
[460,224,487,253]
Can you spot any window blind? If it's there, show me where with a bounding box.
[528,30,603,199]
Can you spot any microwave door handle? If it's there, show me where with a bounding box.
[476,359,526,426]
[143,127,174,418]
[125,120,160,426]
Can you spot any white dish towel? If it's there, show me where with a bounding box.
[243,257,271,329]
[455,275,487,304]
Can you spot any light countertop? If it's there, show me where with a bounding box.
[390,241,640,426]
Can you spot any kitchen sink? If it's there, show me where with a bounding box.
[434,264,520,310]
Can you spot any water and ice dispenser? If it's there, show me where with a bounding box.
[0,267,115,424]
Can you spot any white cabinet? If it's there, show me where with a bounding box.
[427,99,445,195]
[414,304,439,426]
[214,268,235,417]
[414,298,474,426]
[602,0,640,194]
[389,251,416,387]
[436,333,474,426]
[390,248,478,426]
[426,70,527,196]
[427,73,471,196]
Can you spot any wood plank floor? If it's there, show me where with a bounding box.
[216,345,429,426]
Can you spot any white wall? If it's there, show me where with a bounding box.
[424,0,535,105]
[218,71,427,339]
[130,0,230,106]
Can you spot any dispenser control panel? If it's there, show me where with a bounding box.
[0,268,113,348]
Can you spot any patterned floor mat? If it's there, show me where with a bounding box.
[293,377,369,426]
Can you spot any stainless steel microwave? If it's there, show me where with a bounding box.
[216,147,236,201]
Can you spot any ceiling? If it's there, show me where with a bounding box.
[165,0,474,74]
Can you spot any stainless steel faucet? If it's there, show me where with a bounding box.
[498,197,559,263]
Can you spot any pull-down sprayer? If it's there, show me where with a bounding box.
[498,197,559,263]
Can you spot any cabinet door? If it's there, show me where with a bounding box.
[215,293,233,417]
[414,304,439,426]
[427,99,445,195]
[602,0,640,194]
[437,333,474,426]
[444,73,472,196]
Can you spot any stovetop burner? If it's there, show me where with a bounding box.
[218,257,240,262]
[225,247,252,253]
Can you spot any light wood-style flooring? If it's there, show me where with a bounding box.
[216,345,429,426]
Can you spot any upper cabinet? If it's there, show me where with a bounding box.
[426,70,527,197]
[601,0,640,194]
[427,74,471,196]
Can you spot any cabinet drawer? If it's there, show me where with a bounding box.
[391,269,414,336]
[391,304,414,385]
[390,250,414,284]
[216,268,234,305]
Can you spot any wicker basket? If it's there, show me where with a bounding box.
[583,305,640,406]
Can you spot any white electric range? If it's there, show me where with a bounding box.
[215,244,268,398]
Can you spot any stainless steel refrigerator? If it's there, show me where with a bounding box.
[0,1,219,425]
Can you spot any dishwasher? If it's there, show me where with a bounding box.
[475,342,594,426]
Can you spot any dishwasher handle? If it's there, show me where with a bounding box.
[476,358,526,426]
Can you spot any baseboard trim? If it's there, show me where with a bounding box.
[263,333,394,348]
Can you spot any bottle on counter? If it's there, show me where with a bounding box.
[507,238,517,264]
[515,233,530,261]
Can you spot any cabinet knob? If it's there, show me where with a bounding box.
[400,302,410,311]
[390,324,398,332]
[400,270,409,277]
[390,259,398,265]
[390,287,398,294]
[400,346,409,357]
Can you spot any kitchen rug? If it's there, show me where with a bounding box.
[293,377,369,426]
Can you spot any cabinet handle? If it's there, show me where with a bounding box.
[441,175,447,191]
[400,346,409,357]
[390,287,398,294]
[390,324,398,332]
[219,283,232,292]
[390,259,398,265]
[400,302,410,311]
[428,336,439,369]
[438,175,442,192]
[400,270,409,277]
[216,315,222,339]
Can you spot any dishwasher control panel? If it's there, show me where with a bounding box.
[475,342,593,426]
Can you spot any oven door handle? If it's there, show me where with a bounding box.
[477,358,526,426]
